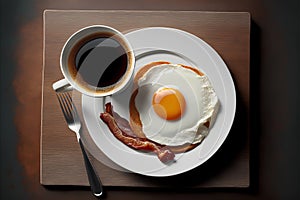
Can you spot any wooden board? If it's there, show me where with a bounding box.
[41,10,250,187]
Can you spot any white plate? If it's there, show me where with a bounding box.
[82,27,236,177]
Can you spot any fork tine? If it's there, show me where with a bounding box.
[57,92,72,122]
[65,92,80,120]
[57,92,80,123]
[57,93,68,121]
[62,93,72,117]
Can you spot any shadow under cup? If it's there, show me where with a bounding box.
[60,25,135,97]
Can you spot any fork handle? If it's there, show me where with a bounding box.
[79,139,104,198]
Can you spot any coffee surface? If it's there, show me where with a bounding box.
[75,37,128,88]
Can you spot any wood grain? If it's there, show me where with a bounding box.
[41,10,250,187]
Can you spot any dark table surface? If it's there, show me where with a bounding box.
[0,0,299,199]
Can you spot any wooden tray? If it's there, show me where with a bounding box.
[41,10,250,187]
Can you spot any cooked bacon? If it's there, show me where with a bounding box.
[100,103,175,163]
[110,107,138,138]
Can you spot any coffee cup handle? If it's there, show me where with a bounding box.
[52,78,73,92]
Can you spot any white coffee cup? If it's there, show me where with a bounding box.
[53,25,135,97]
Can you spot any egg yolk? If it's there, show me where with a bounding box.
[152,87,186,120]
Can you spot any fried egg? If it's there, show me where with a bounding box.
[132,63,219,146]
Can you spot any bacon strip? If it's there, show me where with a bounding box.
[100,103,175,163]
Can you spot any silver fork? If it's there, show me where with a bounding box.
[56,92,103,198]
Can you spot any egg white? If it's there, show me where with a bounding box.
[135,64,219,146]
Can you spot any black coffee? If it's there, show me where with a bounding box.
[74,37,128,88]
